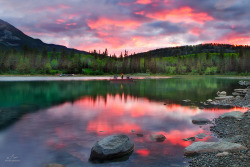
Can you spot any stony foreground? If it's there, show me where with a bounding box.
[211,81,250,108]
[186,81,250,167]
[187,111,249,167]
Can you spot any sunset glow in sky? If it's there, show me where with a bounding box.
[1,0,249,54]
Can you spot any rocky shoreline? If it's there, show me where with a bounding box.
[185,81,250,167]
[210,80,250,108]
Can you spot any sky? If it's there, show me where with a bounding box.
[0,0,249,54]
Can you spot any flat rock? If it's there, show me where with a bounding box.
[192,118,211,125]
[183,99,191,102]
[149,134,166,142]
[232,92,240,96]
[207,99,213,102]
[195,133,208,139]
[184,141,247,156]
[234,89,248,93]
[45,164,66,167]
[183,137,195,141]
[215,96,234,100]
[219,111,244,119]
[89,134,134,161]
[238,81,250,86]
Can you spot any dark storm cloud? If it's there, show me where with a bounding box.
[148,21,185,33]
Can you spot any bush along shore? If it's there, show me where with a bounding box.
[185,81,249,167]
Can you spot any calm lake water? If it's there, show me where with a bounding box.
[0,77,248,167]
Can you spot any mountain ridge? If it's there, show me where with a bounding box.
[0,19,89,54]
[0,19,248,57]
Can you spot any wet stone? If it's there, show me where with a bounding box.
[192,118,211,125]
[149,134,166,142]
[136,133,144,137]
[89,134,134,161]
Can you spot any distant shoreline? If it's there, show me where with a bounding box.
[0,75,172,82]
[0,75,250,80]
[0,74,250,77]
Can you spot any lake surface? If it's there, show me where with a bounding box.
[0,77,248,167]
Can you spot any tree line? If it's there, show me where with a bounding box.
[0,44,249,75]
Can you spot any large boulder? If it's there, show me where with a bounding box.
[219,111,244,119]
[184,141,247,156]
[149,134,166,142]
[89,134,134,161]
[192,118,211,125]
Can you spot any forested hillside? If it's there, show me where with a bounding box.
[1,19,249,75]
[0,43,249,75]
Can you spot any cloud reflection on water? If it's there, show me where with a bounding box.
[9,93,247,166]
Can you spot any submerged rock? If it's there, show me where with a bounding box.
[199,106,205,109]
[192,118,211,125]
[45,164,66,167]
[149,134,166,142]
[184,141,247,156]
[183,137,196,141]
[89,134,134,161]
[219,111,244,119]
[136,133,144,137]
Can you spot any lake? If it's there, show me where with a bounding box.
[0,76,248,167]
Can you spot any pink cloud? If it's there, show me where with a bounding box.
[190,27,203,36]
[216,32,250,45]
[140,6,214,24]
[135,0,152,4]
[87,17,142,30]
[56,19,66,24]
[66,23,77,26]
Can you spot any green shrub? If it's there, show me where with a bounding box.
[49,70,62,75]
[165,66,176,74]
[204,67,217,75]
[82,68,94,75]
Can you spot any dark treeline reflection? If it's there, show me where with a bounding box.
[0,77,241,108]
[0,77,241,129]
